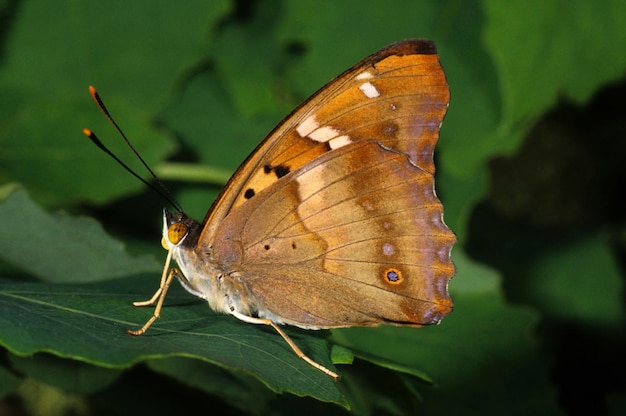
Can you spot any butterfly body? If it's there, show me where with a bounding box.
[130,39,455,378]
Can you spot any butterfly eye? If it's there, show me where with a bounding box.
[167,223,189,245]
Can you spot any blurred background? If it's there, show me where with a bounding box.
[1,1,624,415]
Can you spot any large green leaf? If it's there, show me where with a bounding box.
[0,0,231,206]
[525,234,623,326]
[483,0,626,150]
[0,190,158,283]
[0,275,345,406]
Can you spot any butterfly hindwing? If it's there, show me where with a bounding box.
[212,140,455,328]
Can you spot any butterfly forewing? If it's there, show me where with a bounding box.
[199,39,454,328]
[199,39,449,242]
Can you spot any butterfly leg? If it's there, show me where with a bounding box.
[127,250,178,335]
[231,311,339,380]
[131,249,174,307]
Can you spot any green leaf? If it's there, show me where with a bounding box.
[483,0,626,147]
[0,190,158,283]
[522,233,623,326]
[212,1,290,120]
[330,345,354,366]
[0,276,345,406]
[157,71,278,171]
[0,0,231,206]
[432,3,503,203]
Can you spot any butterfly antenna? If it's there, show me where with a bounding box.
[83,86,184,213]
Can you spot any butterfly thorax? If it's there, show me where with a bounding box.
[162,209,255,318]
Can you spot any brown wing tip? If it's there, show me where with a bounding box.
[380,38,438,57]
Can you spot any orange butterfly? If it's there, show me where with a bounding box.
[87,39,455,379]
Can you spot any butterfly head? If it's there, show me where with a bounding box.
[161,208,200,252]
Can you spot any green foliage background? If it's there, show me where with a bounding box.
[1,1,625,415]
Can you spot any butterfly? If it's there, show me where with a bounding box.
[87,38,455,380]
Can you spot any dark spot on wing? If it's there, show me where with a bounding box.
[382,267,404,285]
[263,164,291,179]
[273,165,290,178]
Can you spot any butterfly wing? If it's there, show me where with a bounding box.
[199,39,449,241]
[202,39,454,328]
[214,140,455,328]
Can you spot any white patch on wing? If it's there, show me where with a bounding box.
[308,125,340,142]
[382,243,396,256]
[328,135,351,149]
[296,113,350,146]
[359,82,380,98]
[296,114,319,137]
[356,71,373,80]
